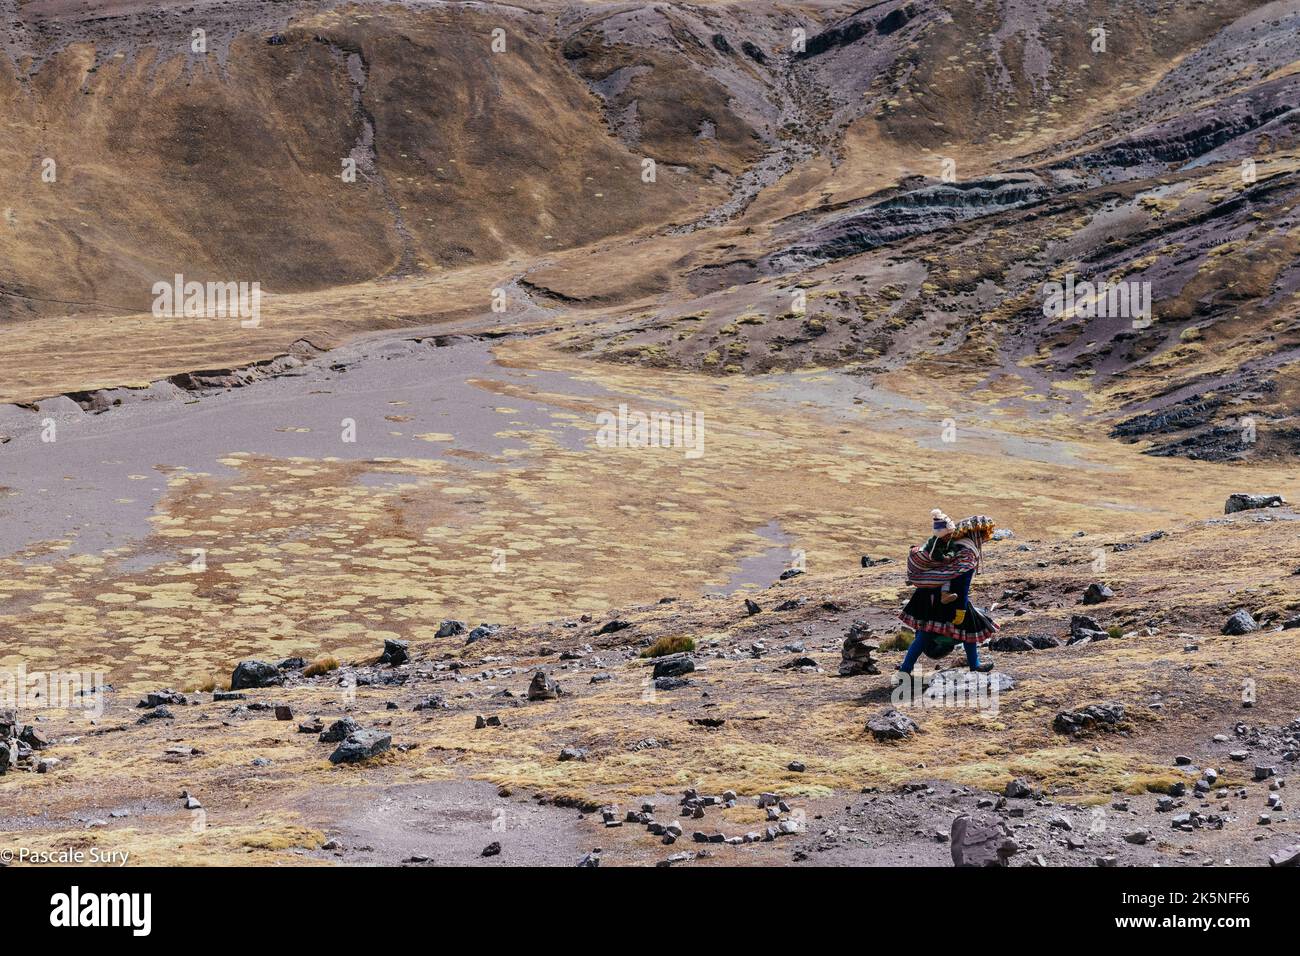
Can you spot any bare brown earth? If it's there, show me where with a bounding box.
[2,0,1299,866]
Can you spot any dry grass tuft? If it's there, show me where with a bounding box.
[304,655,340,678]
[640,635,696,658]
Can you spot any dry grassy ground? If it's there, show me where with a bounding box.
[3,504,1297,865]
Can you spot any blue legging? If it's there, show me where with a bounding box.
[899,629,981,672]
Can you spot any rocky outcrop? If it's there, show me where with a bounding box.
[1224,494,1286,515]
[773,174,1049,267]
[1069,80,1298,171]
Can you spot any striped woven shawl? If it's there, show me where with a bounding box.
[906,542,979,587]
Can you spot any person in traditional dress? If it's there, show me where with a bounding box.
[897,511,999,673]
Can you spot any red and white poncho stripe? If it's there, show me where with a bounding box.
[905,543,979,587]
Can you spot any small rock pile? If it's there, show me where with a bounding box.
[839,621,881,676]
[1053,702,1126,736]
[0,709,54,775]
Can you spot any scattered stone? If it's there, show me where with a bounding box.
[137,706,174,723]
[778,567,804,580]
[465,623,500,644]
[379,639,409,666]
[1053,702,1125,736]
[527,671,562,701]
[1224,493,1285,514]
[558,746,588,762]
[577,850,601,867]
[652,655,695,679]
[744,598,762,615]
[787,760,805,773]
[413,695,449,711]
[436,620,466,638]
[1005,778,1037,799]
[950,815,1019,867]
[867,708,918,741]
[319,717,361,743]
[1269,845,1300,867]
[1124,829,1151,845]
[595,619,632,635]
[1222,610,1258,635]
[230,660,282,690]
[474,715,502,729]
[274,705,293,721]
[19,726,50,750]
[139,690,186,709]
[329,729,391,764]
[989,633,1060,652]
[654,676,690,691]
[1081,583,1114,605]
[298,718,324,734]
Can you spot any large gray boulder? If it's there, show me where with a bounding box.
[867,708,919,740]
[230,659,283,690]
[329,729,391,764]
[1081,583,1114,605]
[527,671,562,701]
[950,815,1019,866]
[652,654,695,679]
[1225,493,1285,515]
[1270,844,1300,867]
[379,638,409,665]
[1222,610,1258,635]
